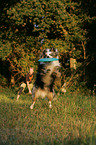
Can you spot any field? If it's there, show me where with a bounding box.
[0,87,96,145]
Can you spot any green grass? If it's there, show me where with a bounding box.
[0,87,96,145]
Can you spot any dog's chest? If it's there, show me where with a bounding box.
[41,62,56,84]
[36,87,49,99]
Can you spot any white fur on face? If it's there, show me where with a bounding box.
[45,49,53,58]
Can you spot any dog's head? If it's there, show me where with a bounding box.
[40,48,59,59]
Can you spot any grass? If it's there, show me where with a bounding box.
[0,87,96,145]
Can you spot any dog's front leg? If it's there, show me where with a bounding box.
[49,101,52,108]
[48,92,53,109]
[30,101,35,109]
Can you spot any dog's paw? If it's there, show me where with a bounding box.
[49,104,52,109]
[49,101,52,109]
[30,105,33,110]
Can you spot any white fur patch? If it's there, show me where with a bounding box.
[36,88,48,99]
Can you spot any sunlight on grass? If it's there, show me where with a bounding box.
[0,88,96,145]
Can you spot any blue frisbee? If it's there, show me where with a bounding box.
[38,58,59,62]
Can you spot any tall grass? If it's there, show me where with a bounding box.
[0,87,96,145]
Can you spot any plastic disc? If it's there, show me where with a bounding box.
[38,58,59,62]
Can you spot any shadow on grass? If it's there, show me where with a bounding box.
[0,128,96,145]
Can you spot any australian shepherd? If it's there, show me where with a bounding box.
[30,48,61,109]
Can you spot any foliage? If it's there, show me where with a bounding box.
[0,74,8,87]
[6,0,87,51]
[0,0,95,89]
[0,0,88,82]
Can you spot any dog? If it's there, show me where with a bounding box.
[30,48,61,109]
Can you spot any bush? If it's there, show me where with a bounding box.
[0,74,8,87]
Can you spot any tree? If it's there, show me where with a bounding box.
[0,0,92,87]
